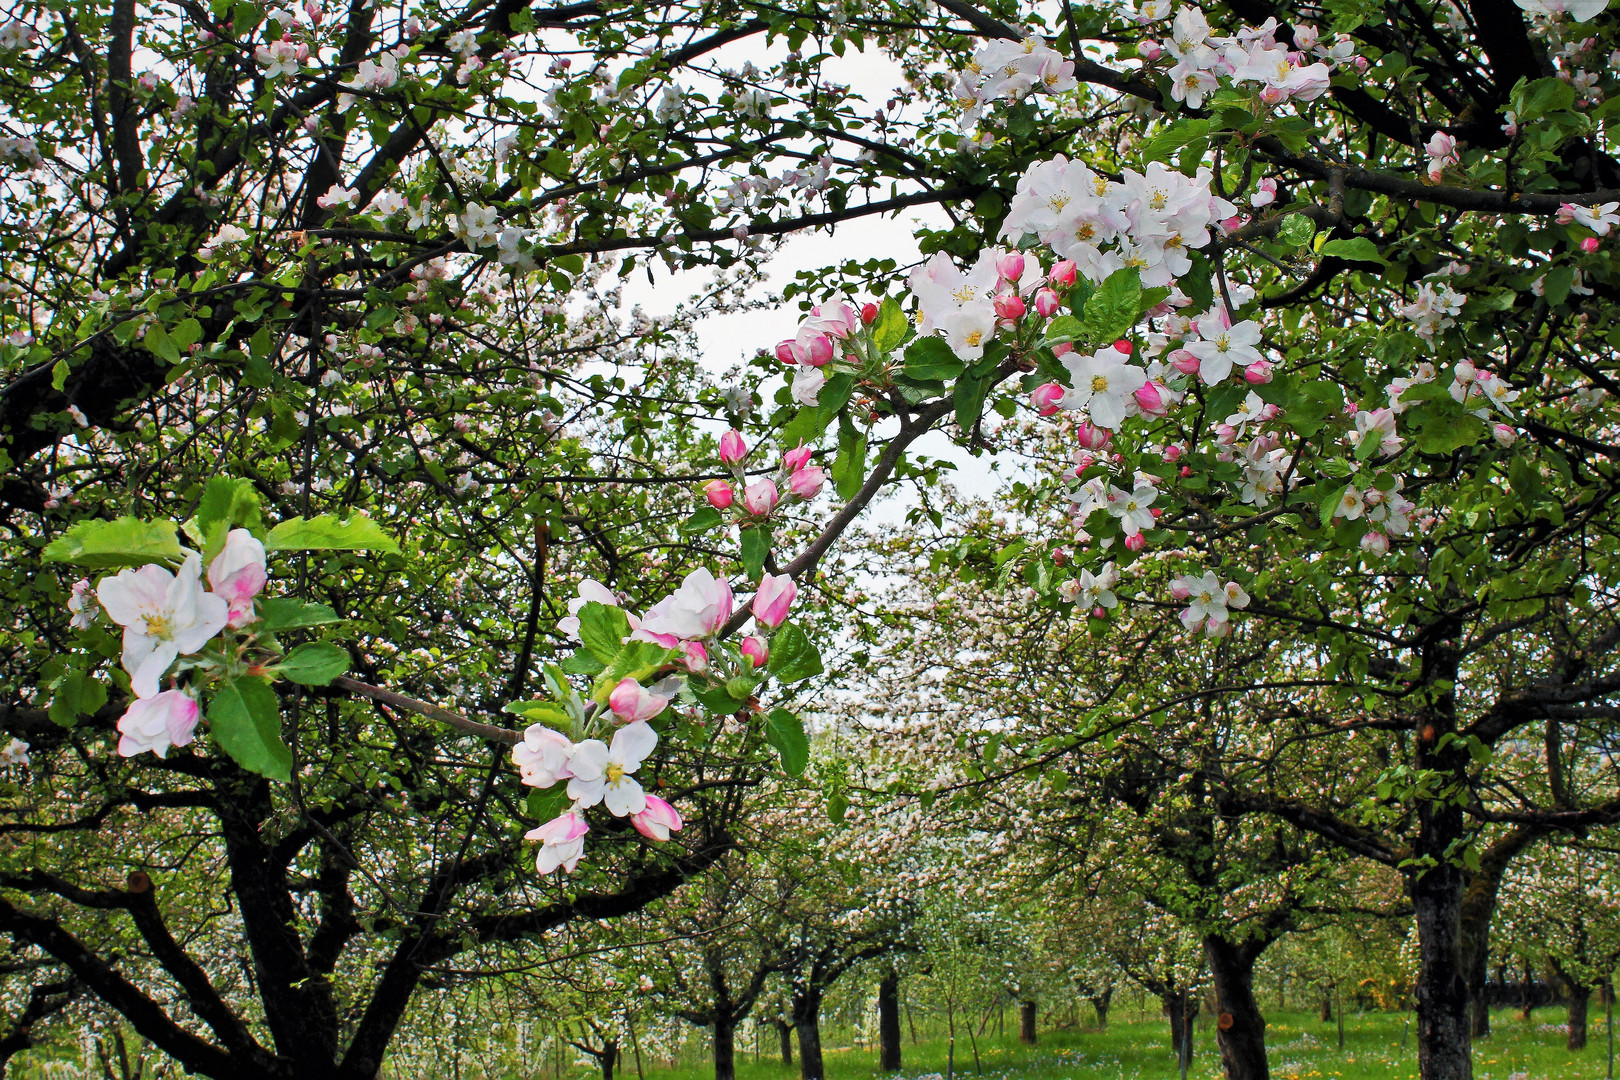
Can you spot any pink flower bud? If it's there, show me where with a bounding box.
[1031,383,1065,416]
[782,445,813,472]
[996,252,1026,283]
[1360,531,1390,556]
[631,795,683,842]
[719,429,748,465]
[1171,349,1200,375]
[806,334,834,367]
[1151,507,1163,518]
[1138,39,1163,61]
[683,641,709,672]
[861,302,879,325]
[1113,339,1133,355]
[775,339,802,365]
[1170,579,1193,601]
[1492,423,1518,448]
[1133,381,1169,417]
[743,478,779,516]
[1124,532,1147,552]
[1162,444,1184,463]
[1033,288,1062,317]
[1075,422,1112,450]
[740,635,769,668]
[1049,260,1079,287]
[1180,465,1192,477]
[703,479,734,509]
[609,678,670,723]
[993,293,1026,320]
[1092,606,1108,620]
[786,465,826,500]
[1052,342,1074,357]
[752,573,797,629]
[1244,360,1274,384]
[1581,236,1600,253]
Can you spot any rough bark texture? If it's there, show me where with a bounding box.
[776,1021,793,1066]
[1411,643,1474,1080]
[713,1019,735,1080]
[794,1000,824,1080]
[1163,993,1198,1059]
[1018,1000,1037,1045]
[878,972,902,1071]
[1206,936,1270,1080]
[1567,983,1590,1051]
[1091,986,1113,1033]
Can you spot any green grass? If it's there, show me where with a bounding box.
[624,1009,1619,1080]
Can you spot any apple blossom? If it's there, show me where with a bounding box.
[638,568,733,641]
[98,556,230,699]
[1033,288,1062,317]
[752,573,797,629]
[740,635,769,668]
[742,478,780,516]
[703,479,735,509]
[527,811,589,875]
[1360,531,1391,556]
[1061,348,1148,428]
[631,795,684,842]
[786,466,826,501]
[782,445,813,472]
[67,578,95,630]
[681,641,709,672]
[557,579,622,639]
[1492,423,1518,447]
[791,366,826,406]
[513,725,574,788]
[116,689,201,758]
[1424,132,1459,181]
[1031,383,1065,416]
[567,721,657,816]
[208,528,268,627]
[1108,484,1158,536]
[719,429,748,465]
[993,293,1026,321]
[0,738,28,767]
[609,677,672,723]
[1049,260,1079,287]
[1184,315,1265,384]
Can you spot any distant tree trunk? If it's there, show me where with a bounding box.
[773,1020,793,1066]
[601,1040,619,1080]
[794,991,825,1080]
[879,971,903,1071]
[1206,935,1270,1080]
[1091,986,1113,1032]
[1018,1000,1037,1045]
[714,1017,736,1080]
[1568,981,1591,1051]
[1520,958,1535,1020]
[1318,990,1331,1023]
[1163,992,1199,1056]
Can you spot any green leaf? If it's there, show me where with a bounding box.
[193,477,262,539]
[680,506,724,535]
[953,370,993,433]
[255,598,342,633]
[1541,265,1574,307]
[764,707,810,776]
[1317,238,1388,266]
[50,359,69,391]
[902,336,965,381]
[145,324,181,365]
[740,525,771,581]
[589,641,677,703]
[209,677,293,781]
[1043,314,1084,347]
[504,700,571,728]
[694,682,749,715]
[275,642,350,686]
[263,515,399,554]
[1140,119,1210,165]
[833,417,868,502]
[1276,214,1316,248]
[766,621,823,684]
[1080,267,1143,346]
[49,670,107,727]
[1414,412,1485,454]
[526,785,572,823]
[169,317,203,351]
[577,601,631,663]
[827,788,849,823]
[871,297,908,353]
[43,517,185,569]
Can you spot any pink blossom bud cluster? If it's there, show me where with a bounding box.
[774,296,864,407]
[702,436,825,518]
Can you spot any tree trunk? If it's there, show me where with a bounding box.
[1520,959,1534,1020]
[795,994,824,1080]
[1206,936,1270,1080]
[1163,992,1198,1056]
[1410,655,1475,1080]
[1319,991,1331,1023]
[602,1040,619,1080]
[713,1017,736,1080]
[1568,982,1590,1051]
[1092,986,1113,1033]
[1018,1000,1037,1045]
[878,971,902,1071]
[775,1020,793,1066]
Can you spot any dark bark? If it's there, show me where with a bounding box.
[1520,959,1535,1020]
[774,1020,793,1066]
[878,971,902,1071]
[1092,985,1113,1032]
[1568,984,1590,1051]
[0,976,78,1071]
[1319,991,1332,1023]
[713,1018,735,1080]
[1206,936,1270,1080]
[1163,992,1199,1058]
[1018,1000,1037,1045]
[1410,642,1474,1080]
[793,991,824,1080]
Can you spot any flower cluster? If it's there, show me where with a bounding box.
[955,37,1076,129]
[1137,10,1347,110]
[92,530,269,756]
[1000,157,1236,289]
[1169,572,1251,638]
[775,297,868,406]
[701,433,826,516]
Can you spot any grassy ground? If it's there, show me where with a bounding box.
[631,1009,1618,1080]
